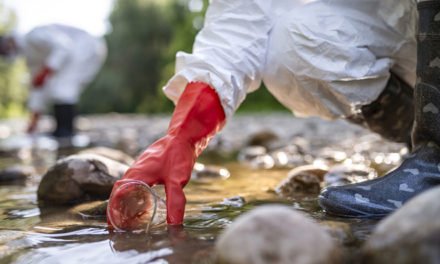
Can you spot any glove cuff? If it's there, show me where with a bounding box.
[167,82,226,156]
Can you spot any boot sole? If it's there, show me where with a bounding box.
[318,195,388,219]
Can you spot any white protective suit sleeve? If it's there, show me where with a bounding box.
[26,27,73,71]
[164,0,291,118]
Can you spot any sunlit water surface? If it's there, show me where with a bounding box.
[0,158,378,264]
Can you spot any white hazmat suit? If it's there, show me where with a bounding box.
[15,24,107,113]
[164,0,417,120]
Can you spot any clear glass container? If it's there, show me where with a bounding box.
[107,179,166,233]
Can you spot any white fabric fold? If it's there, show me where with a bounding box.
[164,0,417,120]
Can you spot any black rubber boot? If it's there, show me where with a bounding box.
[52,104,76,138]
[319,1,440,218]
[346,72,414,147]
[361,73,414,145]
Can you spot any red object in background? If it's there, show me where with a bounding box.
[107,82,226,227]
[32,66,53,88]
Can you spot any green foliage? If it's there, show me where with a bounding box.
[80,0,287,114]
[80,0,203,114]
[0,1,27,118]
[237,85,288,113]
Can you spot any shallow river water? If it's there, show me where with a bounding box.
[0,159,378,264]
[0,114,391,264]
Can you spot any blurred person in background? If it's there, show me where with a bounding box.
[108,0,440,227]
[0,24,107,139]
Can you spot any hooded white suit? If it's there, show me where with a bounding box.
[16,24,107,112]
[164,0,417,120]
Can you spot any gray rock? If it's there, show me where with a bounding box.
[37,154,128,205]
[220,196,246,208]
[361,186,440,264]
[71,200,108,219]
[79,147,135,165]
[0,165,35,183]
[270,149,311,169]
[246,130,280,149]
[320,220,353,245]
[276,165,328,197]
[215,205,340,264]
[191,162,230,181]
[237,146,267,162]
[324,164,376,187]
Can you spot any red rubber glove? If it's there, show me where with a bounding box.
[32,66,53,88]
[108,82,226,227]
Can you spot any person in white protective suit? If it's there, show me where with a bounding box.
[107,0,440,228]
[0,24,107,138]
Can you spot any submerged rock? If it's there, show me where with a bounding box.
[361,187,440,264]
[37,154,128,205]
[215,205,340,264]
[71,200,108,219]
[276,165,328,197]
[220,196,246,208]
[79,147,135,166]
[0,165,35,183]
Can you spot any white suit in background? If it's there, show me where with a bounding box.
[164,0,417,120]
[16,24,107,113]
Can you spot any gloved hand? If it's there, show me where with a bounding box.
[32,66,53,88]
[108,82,226,227]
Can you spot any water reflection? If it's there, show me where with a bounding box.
[0,157,379,263]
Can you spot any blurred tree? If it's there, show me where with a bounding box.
[0,1,27,118]
[81,0,286,114]
[81,0,183,113]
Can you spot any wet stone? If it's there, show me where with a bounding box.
[191,162,231,181]
[215,205,341,264]
[238,146,267,163]
[276,165,329,197]
[324,163,377,187]
[220,196,245,207]
[246,130,280,149]
[0,165,35,183]
[270,149,311,169]
[320,221,353,245]
[71,200,108,219]
[79,147,135,166]
[316,148,348,165]
[238,146,277,169]
[37,154,128,205]
[361,186,440,264]
[369,152,402,175]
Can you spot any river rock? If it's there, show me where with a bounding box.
[220,196,246,207]
[191,162,231,181]
[79,147,135,165]
[246,130,279,149]
[324,163,376,187]
[238,146,275,169]
[37,154,128,205]
[71,200,108,219]
[215,205,340,264]
[0,165,35,183]
[270,149,311,169]
[276,165,329,197]
[361,186,440,264]
[237,146,267,162]
[320,221,353,245]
